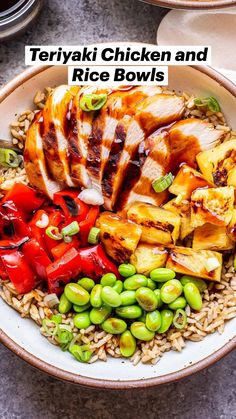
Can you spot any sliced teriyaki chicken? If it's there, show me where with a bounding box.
[118,131,171,209]
[24,112,62,199]
[102,94,185,210]
[117,118,224,210]
[168,118,225,169]
[86,86,162,191]
[68,86,111,188]
[42,85,79,187]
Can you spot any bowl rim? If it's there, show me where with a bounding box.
[139,0,236,10]
[0,62,236,389]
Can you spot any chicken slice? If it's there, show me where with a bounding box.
[24,112,62,199]
[68,86,111,188]
[42,85,79,187]
[118,131,170,209]
[86,86,162,191]
[168,118,225,169]
[102,94,185,210]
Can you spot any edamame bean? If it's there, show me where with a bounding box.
[101,273,117,287]
[64,283,90,306]
[168,297,187,310]
[160,279,183,304]
[115,305,142,319]
[124,274,147,290]
[90,305,112,324]
[101,286,121,307]
[153,289,163,309]
[184,283,202,311]
[118,263,136,278]
[158,310,174,333]
[73,311,91,329]
[150,268,175,282]
[90,284,102,308]
[58,293,72,314]
[120,290,136,306]
[119,331,136,357]
[112,280,123,294]
[147,278,156,290]
[73,302,91,313]
[130,322,155,341]
[180,275,207,293]
[146,310,162,332]
[102,318,127,334]
[135,287,158,311]
[77,277,95,292]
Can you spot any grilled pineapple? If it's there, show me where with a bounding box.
[166,246,222,282]
[169,164,213,199]
[226,208,236,242]
[96,212,142,263]
[196,139,236,187]
[126,202,181,245]
[191,186,234,228]
[192,224,234,251]
[130,244,168,275]
[163,198,193,240]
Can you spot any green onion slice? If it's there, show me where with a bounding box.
[80,94,107,112]
[152,172,174,193]
[45,226,62,240]
[42,318,59,336]
[0,148,20,168]
[173,309,187,330]
[61,221,80,238]
[57,325,73,351]
[194,96,221,112]
[70,344,92,363]
[51,314,62,324]
[88,227,100,244]
[63,235,73,243]
[234,256,236,271]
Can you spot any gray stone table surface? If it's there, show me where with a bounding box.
[0,1,235,418]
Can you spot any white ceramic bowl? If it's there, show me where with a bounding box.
[0,61,236,388]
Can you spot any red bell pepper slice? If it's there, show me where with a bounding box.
[29,209,48,250]
[2,183,45,220]
[79,206,99,246]
[22,239,51,281]
[46,247,81,294]
[0,201,31,239]
[1,250,36,294]
[0,258,8,280]
[51,236,80,260]
[78,244,119,279]
[54,190,89,222]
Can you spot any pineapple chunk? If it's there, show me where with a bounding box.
[196,139,236,187]
[163,198,193,240]
[191,186,234,228]
[166,246,222,282]
[169,164,213,199]
[130,244,167,275]
[192,223,234,251]
[127,202,181,245]
[96,212,142,263]
[226,208,236,242]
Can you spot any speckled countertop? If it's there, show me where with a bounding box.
[0,1,235,418]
